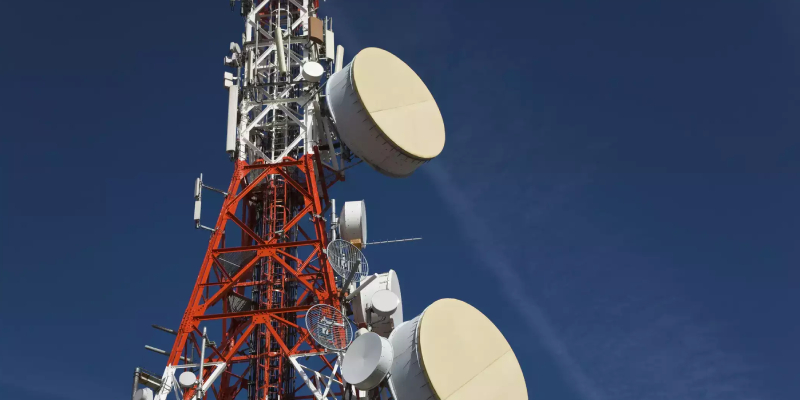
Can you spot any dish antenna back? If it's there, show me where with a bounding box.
[305,304,353,351]
[326,239,369,287]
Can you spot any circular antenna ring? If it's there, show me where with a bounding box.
[326,239,369,283]
[305,304,354,351]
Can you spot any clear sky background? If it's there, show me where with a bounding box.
[1,1,799,399]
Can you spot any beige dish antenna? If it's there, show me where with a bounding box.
[326,47,445,177]
[387,298,528,400]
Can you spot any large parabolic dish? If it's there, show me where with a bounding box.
[387,298,528,400]
[326,47,446,178]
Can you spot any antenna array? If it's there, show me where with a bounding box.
[129,1,528,399]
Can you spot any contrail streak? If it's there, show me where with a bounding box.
[424,163,604,400]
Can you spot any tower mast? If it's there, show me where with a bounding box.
[131,2,529,400]
[156,1,344,399]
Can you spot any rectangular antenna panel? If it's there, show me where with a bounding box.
[226,84,239,154]
[325,30,335,60]
[309,17,324,44]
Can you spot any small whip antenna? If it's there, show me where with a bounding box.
[365,237,422,246]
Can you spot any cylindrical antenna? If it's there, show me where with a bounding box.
[335,45,344,73]
[275,23,288,74]
[331,199,338,240]
[152,324,177,335]
[132,367,141,400]
[144,345,192,363]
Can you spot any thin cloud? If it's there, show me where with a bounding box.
[424,161,763,400]
[424,163,606,400]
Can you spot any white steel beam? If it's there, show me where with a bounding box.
[277,104,307,131]
[243,105,276,135]
[242,136,271,162]
[288,0,308,13]
[289,356,326,400]
[274,132,305,162]
[248,0,270,22]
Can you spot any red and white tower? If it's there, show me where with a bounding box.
[131,1,528,400]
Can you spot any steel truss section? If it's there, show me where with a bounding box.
[236,0,330,166]
[156,363,228,400]
[155,0,356,398]
[161,153,344,400]
[288,352,342,400]
[288,351,390,400]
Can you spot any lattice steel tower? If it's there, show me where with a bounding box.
[129,1,529,399]
[144,1,348,399]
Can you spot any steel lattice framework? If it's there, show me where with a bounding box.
[158,155,344,400]
[152,1,356,399]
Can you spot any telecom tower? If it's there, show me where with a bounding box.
[131,1,528,400]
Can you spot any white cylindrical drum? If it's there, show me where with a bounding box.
[387,299,528,400]
[302,61,325,82]
[326,47,446,178]
[386,310,432,400]
[371,290,399,317]
[342,332,394,390]
[178,371,197,388]
[339,200,367,245]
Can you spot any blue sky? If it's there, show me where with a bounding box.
[1,1,799,399]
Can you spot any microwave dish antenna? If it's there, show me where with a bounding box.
[388,298,528,400]
[178,371,197,388]
[305,304,354,351]
[352,270,403,338]
[326,47,446,177]
[341,332,393,391]
[326,239,369,284]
